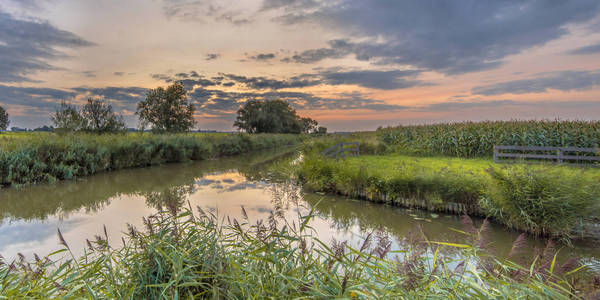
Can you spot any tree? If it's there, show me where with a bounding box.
[300,117,318,133]
[317,126,327,134]
[81,98,126,133]
[0,106,8,132]
[52,101,86,133]
[234,99,311,134]
[52,99,125,134]
[137,82,196,133]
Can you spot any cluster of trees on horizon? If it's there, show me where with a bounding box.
[0,82,325,135]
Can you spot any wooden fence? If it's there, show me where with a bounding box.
[493,145,600,166]
[322,142,360,159]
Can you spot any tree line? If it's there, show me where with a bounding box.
[0,82,325,134]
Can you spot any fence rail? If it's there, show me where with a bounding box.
[322,142,360,159]
[493,145,600,165]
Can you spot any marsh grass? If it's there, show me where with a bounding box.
[296,154,600,239]
[0,204,596,299]
[0,132,302,186]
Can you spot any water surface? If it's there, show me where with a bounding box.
[1,149,599,272]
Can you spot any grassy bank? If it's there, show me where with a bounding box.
[0,207,594,299]
[0,132,302,186]
[297,154,600,239]
[377,120,600,157]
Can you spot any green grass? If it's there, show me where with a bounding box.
[297,154,600,239]
[0,207,593,299]
[0,132,303,186]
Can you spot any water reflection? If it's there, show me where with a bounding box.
[0,147,599,273]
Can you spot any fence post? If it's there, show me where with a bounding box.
[558,148,563,165]
[493,145,498,163]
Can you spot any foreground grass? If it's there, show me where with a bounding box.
[297,153,600,239]
[0,132,302,186]
[0,207,594,299]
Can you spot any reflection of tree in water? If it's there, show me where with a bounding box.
[144,184,193,216]
[0,148,298,223]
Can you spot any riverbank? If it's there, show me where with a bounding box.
[0,132,302,187]
[297,153,600,239]
[1,207,594,299]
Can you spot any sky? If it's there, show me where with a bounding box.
[1,0,600,131]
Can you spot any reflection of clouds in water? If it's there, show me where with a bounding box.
[195,179,217,186]
[0,218,85,253]
[250,206,272,214]
[222,178,235,183]
[224,182,259,192]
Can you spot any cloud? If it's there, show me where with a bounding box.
[319,69,427,90]
[472,70,600,95]
[0,84,75,111]
[221,73,319,90]
[189,87,408,118]
[205,53,220,60]
[566,42,600,55]
[270,1,600,74]
[72,87,148,107]
[420,99,517,112]
[161,0,252,25]
[113,72,124,76]
[221,69,427,90]
[249,53,276,61]
[0,10,95,82]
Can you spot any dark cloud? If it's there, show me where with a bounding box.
[221,69,426,90]
[567,43,600,55]
[271,1,600,74]
[283,40,351,63]
[0,10,95,82]
[249,53,276,61]
[114,72,125,76]
[472,70,600,95]
[189,87,408,118]
[221,73,320,90]
[0,84,75,111]
[205,53,220,60]
[72,87,148,105]
[319,69,427,90]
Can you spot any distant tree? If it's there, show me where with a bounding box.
[81,98,126,133]
[317,126,327,134]
[33,125,54,132]
[11,127,28,132]
[52,99,125,134]
[52,101,86,133]
[300,117,318,133]
[234,99,307,134]
[0,106,9,132]
[136,82,196,133]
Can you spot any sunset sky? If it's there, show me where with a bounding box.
[1,0,600,131]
